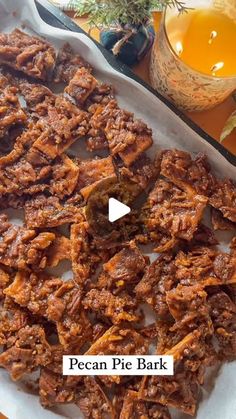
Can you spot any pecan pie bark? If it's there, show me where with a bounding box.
[209,178,236,223]
[75,156,116,200]
[104,103,153,166]
[208,291,236,360]
[76,377,115,419]
[160,149,236,223]
[65,67,98,105]
[143,178,207,242]
[24,194,83,228]
[135,254,177,317]
[89,100,153,166]
[0,325,51,380]
[83,289,139,324]
[40,369,115,419]
[0,266,10,300]
[27,96,89,161]
[0,29,56,80]
[96,241,147,292]
[0,82,27,138]
[71,221,101,285]
[0,214,55,270]
[119,390,171,419]
[39,367,80,407]
[49,154,79,199]
[160,149,216,196]
[18,81,53,109]
[166,283,213,333]
[174,247,236,285]
[0,127,51,195]
[5,272,91,350]
[139,331,215,416]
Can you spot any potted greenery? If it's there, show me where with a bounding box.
[70,0,188,66]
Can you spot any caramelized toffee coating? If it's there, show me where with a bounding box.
[65,67,98,105]
[0,81,27,138]
[0,29,56,80]
[0,214,55,270]
[142,178,207,242]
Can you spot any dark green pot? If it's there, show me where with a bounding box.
[100,24,155,66]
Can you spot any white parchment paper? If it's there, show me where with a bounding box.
[0,0,235,418]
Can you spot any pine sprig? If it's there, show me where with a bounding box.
[70,0,189,27]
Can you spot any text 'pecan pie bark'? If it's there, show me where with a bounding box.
[0,28,235,419]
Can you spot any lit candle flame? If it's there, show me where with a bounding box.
[175,41,183,55]
[211,61,224,76]
[208,30,217,44]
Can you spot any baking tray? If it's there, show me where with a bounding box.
[36,0,236,167]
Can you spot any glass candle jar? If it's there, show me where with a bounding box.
[150,0,236,111]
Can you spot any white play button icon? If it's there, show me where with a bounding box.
[108,198,131,223]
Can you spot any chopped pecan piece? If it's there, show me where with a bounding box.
[65,67,98,105]
[209,291,236,360]
[0,29,56,80]
[0,84,27,138]
[50,154,79,199]
[143,179,207,241]
[0,325,51,380]
[27,96,89,161]
[160,149,216,195]
[83,289,139,324]
[5,272,91,350]
[71,222,101,285]
[135,254,176,317]
[97,241,147,292]
[139,330,215,416]
[76,377,114,418]
[24,194,83,228]
[39,367,79,407]
[0,266,10,300]
[0,214,55,270]
[210,178,236,223]
[47,235,71,268]
[76,156,116,200]
[0,300,29,346]
[166,283,213,333]
[119,390,170,419]
[104,104,153,166]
